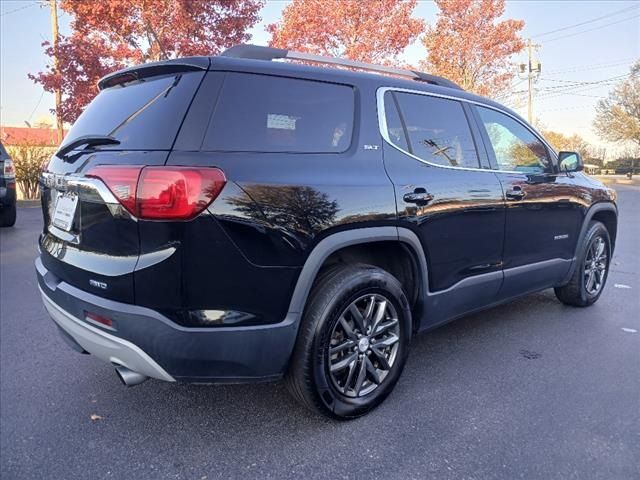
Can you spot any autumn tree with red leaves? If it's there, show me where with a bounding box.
[421,0,524,97]
[30,0,264,124]
[267,0,424,64]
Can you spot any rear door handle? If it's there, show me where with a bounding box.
[403,188,433,206]
[505,186,525,201]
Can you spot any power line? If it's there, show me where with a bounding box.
[544,13,640,43]
[27,90,46,124]
[539,105,592,112]
[537,80,625,100]
[542,92,607,100]
[532,4,639,38]
[561,92,607,99]
[538,73,631,87]
[544,59,636,75]
[538,81,624,96]
[493,78,528,101]
[505,67,631,107]
[534,74,630,98]
[537,105,593,113]
[0,2,37,17]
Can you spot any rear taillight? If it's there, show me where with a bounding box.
[3,159,15,178]
[86,166,226,220]
[137,168,226,220]
[88,165,141,214]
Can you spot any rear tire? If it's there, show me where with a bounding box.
[285,264,412,420]
[0,205,16,227]
[554,221,611,307]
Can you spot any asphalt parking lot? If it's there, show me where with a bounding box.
[1,183,638,480]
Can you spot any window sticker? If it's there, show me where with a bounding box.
[267,114,299,130]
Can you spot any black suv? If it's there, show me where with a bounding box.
[36,45,617,419]
[0,142,17,227]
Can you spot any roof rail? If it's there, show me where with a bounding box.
[220,44,463,90]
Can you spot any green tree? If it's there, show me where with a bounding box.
[6,144,52,200]
[594,61,640,148]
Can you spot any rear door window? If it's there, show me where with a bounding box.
[383,93,409,151]
[63,71,204,151]
[384,91,480,169]
[202,73,354,153]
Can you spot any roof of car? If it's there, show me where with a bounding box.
[207,55,512,113]
[98,49,524,124]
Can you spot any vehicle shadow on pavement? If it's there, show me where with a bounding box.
[82,289,569,427]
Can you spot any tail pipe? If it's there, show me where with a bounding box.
[115,366,149,387]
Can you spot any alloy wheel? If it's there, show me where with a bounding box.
[328,294,400,398]
[584,236,608,295]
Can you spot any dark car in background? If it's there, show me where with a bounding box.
[0,142,16,227]
[36,45,617,419]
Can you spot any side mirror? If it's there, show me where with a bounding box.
[558,151,584,173]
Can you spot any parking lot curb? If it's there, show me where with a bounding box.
[17,199,41,208]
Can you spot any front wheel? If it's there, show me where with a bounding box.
[285,264,412,419]
[555,221,611,307]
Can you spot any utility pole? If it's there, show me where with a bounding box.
[521,39,541,124]
[49,0,63,144]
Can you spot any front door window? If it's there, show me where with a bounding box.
[476,107,550,174]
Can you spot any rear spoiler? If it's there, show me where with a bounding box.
[98,57,210,90]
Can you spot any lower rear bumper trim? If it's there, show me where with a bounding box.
[40,286,175,382]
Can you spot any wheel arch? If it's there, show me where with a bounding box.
[590,206,618,252]
[578,202,618,253]
[560,201,618,285]
[286,227,429,329]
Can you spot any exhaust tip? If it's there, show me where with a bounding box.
[115,366,149,387]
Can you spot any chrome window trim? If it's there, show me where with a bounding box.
[376,86,556,175]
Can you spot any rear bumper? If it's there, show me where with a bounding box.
[41,288,175,382]
[36,257,299,383]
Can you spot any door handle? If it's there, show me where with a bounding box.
[403,188,433,206]
[505,186,525,201]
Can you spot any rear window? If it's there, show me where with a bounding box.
[384,91,480,169]
[202,73,354,153]
[63,71,204,151]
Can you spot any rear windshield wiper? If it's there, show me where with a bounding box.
[56,135,120,161]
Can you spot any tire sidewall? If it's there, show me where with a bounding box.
[308,269,411,418]
[579,223,611,304]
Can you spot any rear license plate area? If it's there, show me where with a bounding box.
[52,192,78,232]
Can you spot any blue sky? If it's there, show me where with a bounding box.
[1,0,638,156]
